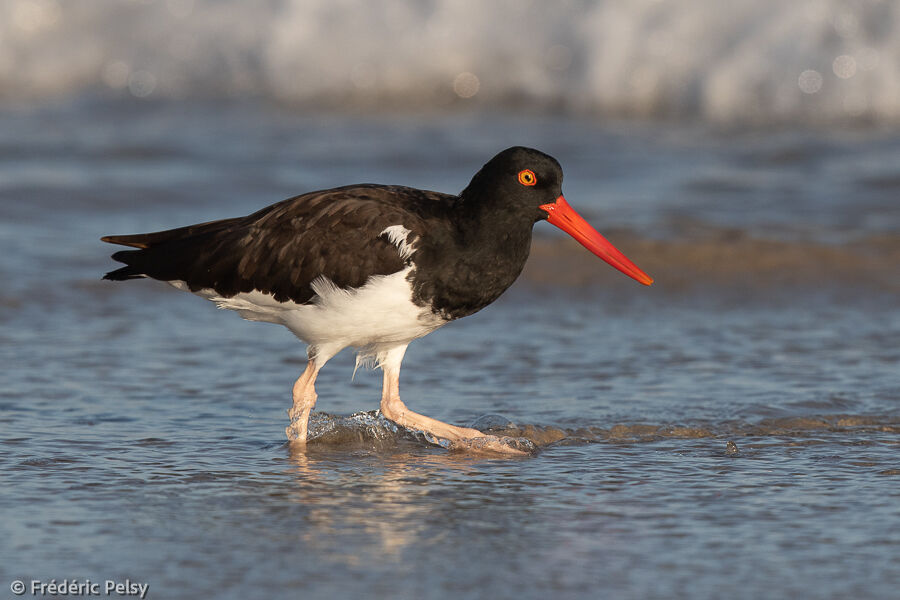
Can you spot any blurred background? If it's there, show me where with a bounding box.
[1,2,898,599]
[2,0,900,123]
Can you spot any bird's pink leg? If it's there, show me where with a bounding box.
[380,368,486,442]
[286,360,321,445]
[378,347,528,455]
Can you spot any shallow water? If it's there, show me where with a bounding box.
[1,102,899,598]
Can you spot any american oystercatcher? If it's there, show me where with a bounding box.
[102,146,652,454]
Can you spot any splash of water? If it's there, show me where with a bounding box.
[291,410,898,455]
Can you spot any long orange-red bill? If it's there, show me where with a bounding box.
[539,195,653,286]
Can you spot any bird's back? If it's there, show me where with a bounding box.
[102,184,456,305]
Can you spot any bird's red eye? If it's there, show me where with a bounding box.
[517,169,537,186]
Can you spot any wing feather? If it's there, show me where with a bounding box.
[102,185,453,305]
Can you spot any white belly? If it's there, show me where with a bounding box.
[168,266,446,362]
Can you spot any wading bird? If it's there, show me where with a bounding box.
[102,147,652,453]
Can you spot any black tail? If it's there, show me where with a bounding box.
[101,217,245,282]
[100,218,238,249]
[103,268,144,281]
[102,251,147,281]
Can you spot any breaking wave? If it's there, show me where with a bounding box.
[2,0,900,125]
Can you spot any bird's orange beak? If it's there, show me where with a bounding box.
[540,195,653,286]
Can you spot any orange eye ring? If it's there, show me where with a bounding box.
[517,169,537,186]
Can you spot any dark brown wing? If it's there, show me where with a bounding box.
[102,184,454,304]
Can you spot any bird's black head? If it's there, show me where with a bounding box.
[460,146,564,222]
[460,146,654,287]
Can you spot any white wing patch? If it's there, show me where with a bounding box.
[381,225,416,261]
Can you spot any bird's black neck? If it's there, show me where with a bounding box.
[410,191,535,321]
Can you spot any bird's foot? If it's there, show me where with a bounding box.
[285,424,306,444]
[378,398,536,456]
[426,432,536,456]
[285,408,310,444]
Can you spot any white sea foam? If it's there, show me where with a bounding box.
[1,0,898,124]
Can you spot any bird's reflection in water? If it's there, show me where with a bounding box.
[284,440,495,564]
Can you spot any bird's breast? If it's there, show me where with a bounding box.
[409,227,533,320]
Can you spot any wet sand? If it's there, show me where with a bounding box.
[525,229,900,294]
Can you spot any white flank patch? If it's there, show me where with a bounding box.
[167,266,446,365]
[380,224,416,261]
